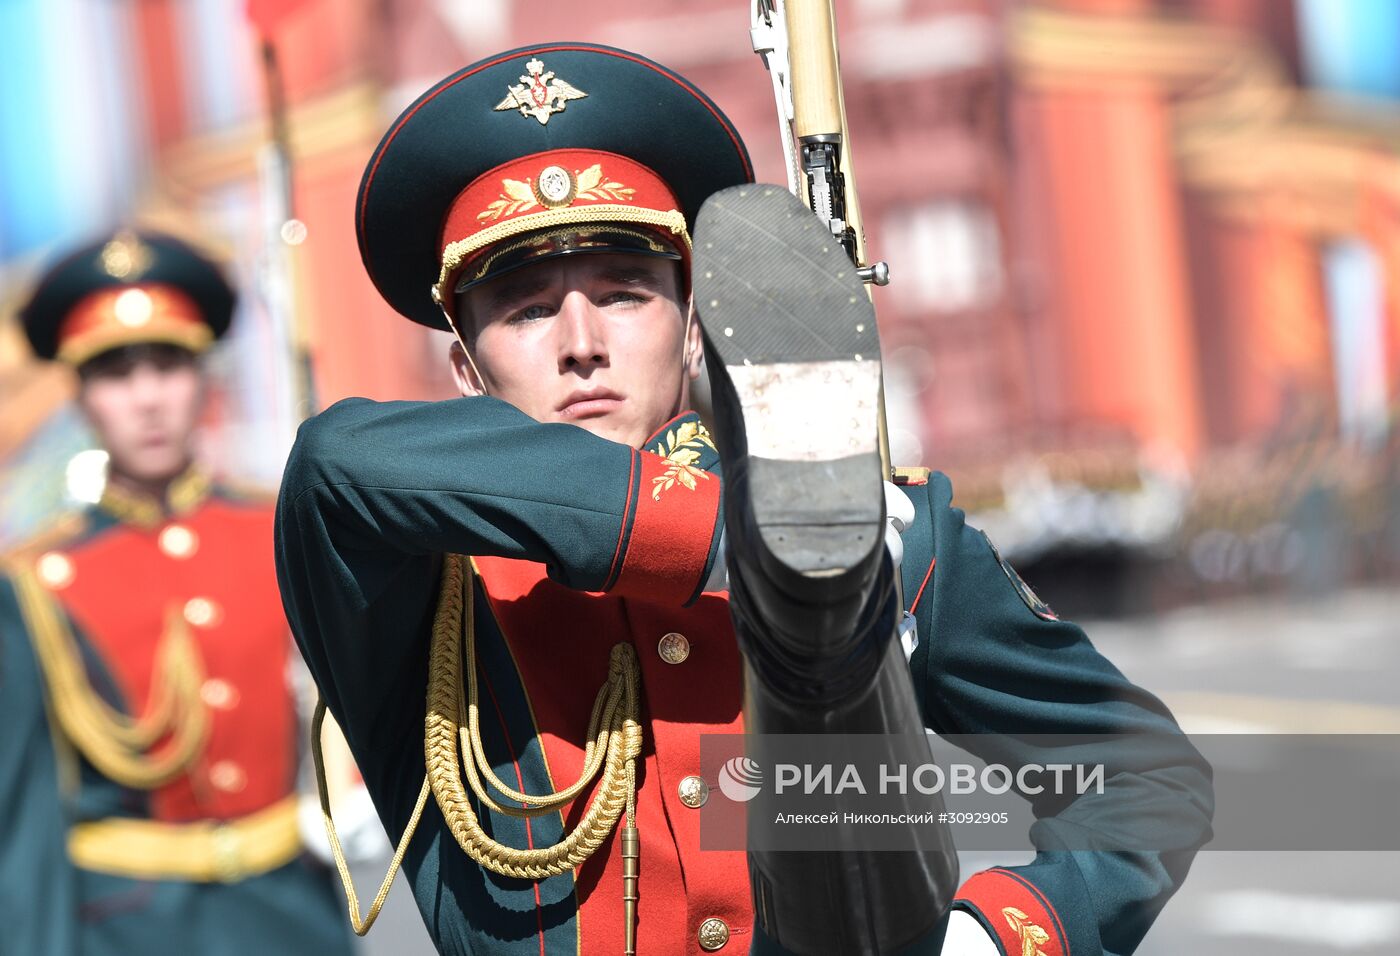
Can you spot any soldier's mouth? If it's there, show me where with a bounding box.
[558,389,623,419]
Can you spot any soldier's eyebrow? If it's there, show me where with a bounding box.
[593,265,667,290]
[477,262,669,319]
[483,274,553,315]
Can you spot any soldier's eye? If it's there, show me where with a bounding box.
[507,304,554,324]
[599,291,646,307]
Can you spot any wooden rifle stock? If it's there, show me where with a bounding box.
[781,0,891,476]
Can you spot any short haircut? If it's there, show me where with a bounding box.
[77,342,201,382]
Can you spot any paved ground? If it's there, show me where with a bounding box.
[352,586,1400,955]
[1082,587,1400,955]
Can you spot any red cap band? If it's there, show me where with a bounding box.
[56,284,212,366]
[433,148,690,316]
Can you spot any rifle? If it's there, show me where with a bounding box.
[752,0,893,478]
[742,6,959,953]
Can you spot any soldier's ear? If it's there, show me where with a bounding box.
[683,303,702,381]
[448,340,488,398]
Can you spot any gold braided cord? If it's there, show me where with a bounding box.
[313,700,431,936]
[10,562,209,789]
[68,644,178,752]
[457,630,623,816]
[427,554,642,880]
[315,552,643,939]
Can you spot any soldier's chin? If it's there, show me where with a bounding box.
[561,412,644,448]
[112,448,190,484]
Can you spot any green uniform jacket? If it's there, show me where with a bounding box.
[0,576,77,956]
[276,396,1213,956]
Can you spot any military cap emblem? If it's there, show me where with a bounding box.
[493,58,587,125]
[476,163,638,223]
[532,165,576,208]
[113,288,155,327]
[99,231,154,280]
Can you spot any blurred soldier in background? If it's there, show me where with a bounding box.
[0,230,355,955]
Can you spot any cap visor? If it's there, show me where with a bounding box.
[454,225,683,294]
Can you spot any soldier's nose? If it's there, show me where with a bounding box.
[557,295,608,369]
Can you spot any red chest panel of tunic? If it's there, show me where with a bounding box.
[475,555,754,956]
[46,499,296,822]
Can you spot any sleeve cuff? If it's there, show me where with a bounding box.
[605,448,722,605]
[953,869,1071,956]
[942,908,1005,955]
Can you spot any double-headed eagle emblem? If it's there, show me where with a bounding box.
[493,58,587,126]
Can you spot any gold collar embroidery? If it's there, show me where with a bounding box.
[650,419,717,500]
[99,468,212,529]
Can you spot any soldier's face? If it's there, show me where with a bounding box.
[77,348,205,484]
[451,253,701,447]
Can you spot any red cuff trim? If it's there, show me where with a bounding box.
[609,450,720,605]
[955,869,1069,956]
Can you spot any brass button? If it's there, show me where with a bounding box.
[657,632,690,665]
[200,678,239,710]
[183,597,223,629]
[208,760,246,793]
[698,916,730,951]
[35,551,75,590]
[158,524,198,559]
[678,775,709,809]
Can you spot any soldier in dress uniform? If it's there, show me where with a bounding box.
[275,43,1213,956]
[0,231,356,955]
